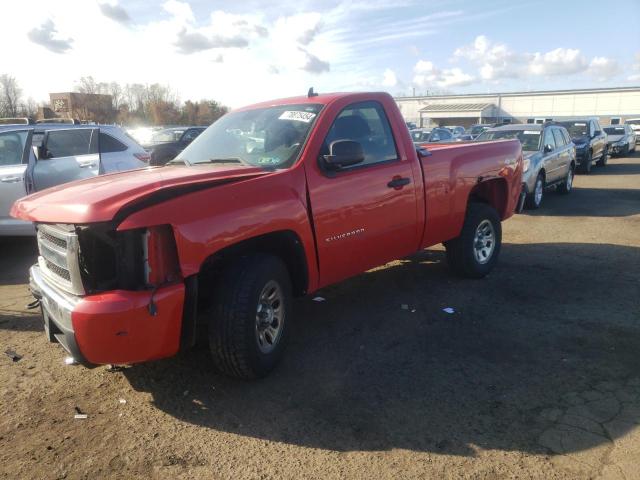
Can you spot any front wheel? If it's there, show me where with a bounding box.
[558,166,574,194]
[581,151,593,174]
[597,147,609,166]
[445,202,502,279]
[525,173,545,209]
[208,254,292,379]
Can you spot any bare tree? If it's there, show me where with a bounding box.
[75,76,99,94]
[108,82,123,110]
[0,74,22,117]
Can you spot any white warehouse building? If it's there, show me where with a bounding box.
[395,86,640,128]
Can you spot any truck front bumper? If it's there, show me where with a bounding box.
[30,265,185,366]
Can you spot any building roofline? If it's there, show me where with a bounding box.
[395,85,640,100]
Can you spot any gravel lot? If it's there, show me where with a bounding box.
[1,153,639,480]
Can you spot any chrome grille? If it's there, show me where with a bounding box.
[36,224,85,296]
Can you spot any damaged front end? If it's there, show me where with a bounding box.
[30,222,186,366]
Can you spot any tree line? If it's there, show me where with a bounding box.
[0,74,228,126]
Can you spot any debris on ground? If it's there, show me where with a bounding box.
[74,406,87,419]
[183,390,189,397]
[401,304,409,310]
[4,349,22,362]
[118,399,127,404]
[106,364,126,372]
[312,296,326,302]
[443,307,455,314]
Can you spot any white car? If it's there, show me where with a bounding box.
[0,124,150,236]
[624,119,640,143]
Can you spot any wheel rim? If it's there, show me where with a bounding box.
[534,177,543,205]
[473,219,495,265]
[255,280,285,354]
[566,169,573,190]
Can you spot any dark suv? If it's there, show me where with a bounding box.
[556,119,607,173]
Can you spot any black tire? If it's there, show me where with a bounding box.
[558,166,574,195]
[525,173,545,209]
[445,202,502,279]
[597,147,609,167]
[580,150,592,174]
[208,254,292,379]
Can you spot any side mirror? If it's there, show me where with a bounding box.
[543,144,554,153]
[417,146,432,158]
[323,140,364,170]
[37,145,52,160]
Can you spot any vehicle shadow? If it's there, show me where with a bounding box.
[123,242,640,457]
[524,187,640,217]
[587,153,640,175]
[0,236,37,286]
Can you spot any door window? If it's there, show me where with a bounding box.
[323,101,398,168]
[99,132,127,153]
[542,128,556,151]
[0,131,29,166]
[552,128,566,147]
[46,129,96,158]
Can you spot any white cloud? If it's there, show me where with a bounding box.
[627,53,640,82]
[413,60,474,88]
[454,35,523,80]
[454,35,626,84]
[588,57,621,81]
[382,68,398,87]
[163,0,194,24]
[528,48,588,76]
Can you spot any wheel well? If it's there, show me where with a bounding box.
[468,178,508,219]
[198,230,309,298]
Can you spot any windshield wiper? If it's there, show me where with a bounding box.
[191,157,244,165]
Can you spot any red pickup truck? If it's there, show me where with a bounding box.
[12,92,523,379]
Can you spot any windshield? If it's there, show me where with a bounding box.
[152,129,184,143]
[604,127,625,135]
[625,120,640,126]
[175,103,323,169]
[470,126,487,135]
[476,129,542,151]
[558,122,589,138]
[411,130,430,141]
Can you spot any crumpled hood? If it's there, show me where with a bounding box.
[11,164,271,225]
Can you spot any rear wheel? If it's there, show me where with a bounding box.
[558,166,574,194]
[208,254,292,379]
[525,173,545,209]
[445,202,502,279]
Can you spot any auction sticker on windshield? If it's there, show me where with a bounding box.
[524,131,541,135]
[279,111,317,123]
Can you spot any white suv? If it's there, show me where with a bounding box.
[625,119,640,143]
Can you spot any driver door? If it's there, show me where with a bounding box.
[30,128,100,191]
[0,129,32,235]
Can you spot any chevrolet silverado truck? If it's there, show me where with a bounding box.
[12,92,523,379]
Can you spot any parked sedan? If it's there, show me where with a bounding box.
[604,125,636,156]
[410,127,455,144]
[0,124,148,236]
[476,124,576,209]
[147,126,206,166]
[444,125,466,138]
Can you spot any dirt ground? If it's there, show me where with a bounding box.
[1,153,639,480]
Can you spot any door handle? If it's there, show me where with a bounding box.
[0,176,21,183]
[78,162,95,168]
[387,177,411,189]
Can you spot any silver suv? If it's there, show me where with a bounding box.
[0,125,149,236]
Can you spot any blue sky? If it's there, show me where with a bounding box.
[2,0,640,106]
